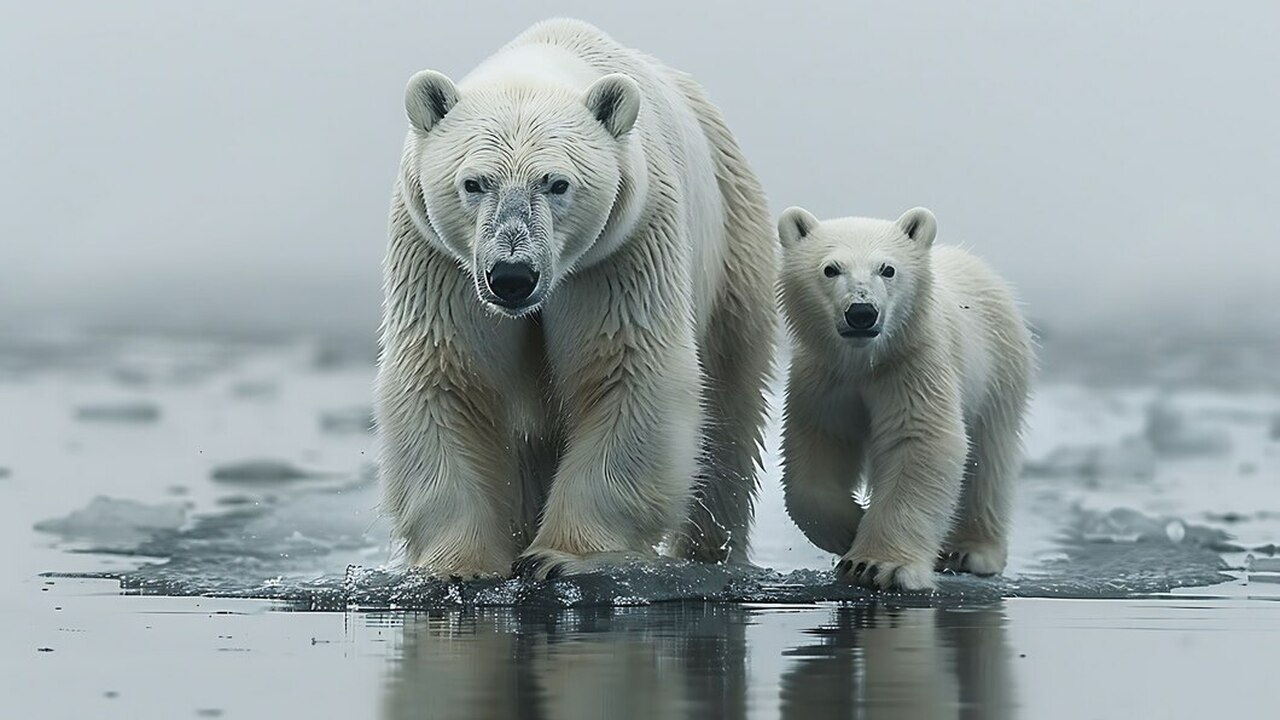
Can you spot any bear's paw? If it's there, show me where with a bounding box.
[936,543,1007,577]
[835,554,937,591]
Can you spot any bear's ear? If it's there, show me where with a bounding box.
[584,74,640,139]
[778,206,820,249]
[405,70,459,134]
[896,207,937,247]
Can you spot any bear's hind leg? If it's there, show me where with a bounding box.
[670,74,778,565]
[939,409,1024,577]
[673,294,775,564]
[514,432,561,550]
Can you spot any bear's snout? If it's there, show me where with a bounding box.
[844,303,879,332]
[486,261,540,307]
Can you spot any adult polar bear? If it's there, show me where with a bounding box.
[376,19,776,579]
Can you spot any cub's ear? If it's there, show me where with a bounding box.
[896,207,937,247]
[584,74,640,138]
[405,70,459,133]
[778,206,820,249]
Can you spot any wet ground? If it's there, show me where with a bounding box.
[2,330,1278,718]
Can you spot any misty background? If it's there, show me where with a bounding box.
[2,1,1277,339]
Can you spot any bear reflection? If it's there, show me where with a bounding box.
[381,604,747,720]
[780,604,1014,720]
[380,602,1011,719]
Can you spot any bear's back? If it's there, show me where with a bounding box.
[930,245,1032,418]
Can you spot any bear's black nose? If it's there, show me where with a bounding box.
[486,262,540,306]
[845,303,879,330]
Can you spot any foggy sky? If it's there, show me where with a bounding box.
[3,1,1277,336]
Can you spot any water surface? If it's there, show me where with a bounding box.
[2,331,1277,718]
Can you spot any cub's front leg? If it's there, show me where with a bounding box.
[781,365,869,556]
[837,365,967,591]
[515,251,702,579]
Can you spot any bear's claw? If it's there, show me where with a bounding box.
[936,551,968,573]
[937,543,1006,576]
[835,555,936,591]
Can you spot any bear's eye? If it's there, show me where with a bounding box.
[549,179,570,195]
[880,264,896,278]
[823,264,840,278]
[463,179,483,194]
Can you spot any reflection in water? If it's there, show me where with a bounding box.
[382,604,748,720]
[781,605,1013,720]
[379,602,1011,720]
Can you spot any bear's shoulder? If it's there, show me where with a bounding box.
[510,18,622,57]
[929,245,1019,310]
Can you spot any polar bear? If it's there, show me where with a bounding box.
[778,207,1032,590]
[375,19,777,579]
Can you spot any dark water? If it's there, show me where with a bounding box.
[3,331,1278,718]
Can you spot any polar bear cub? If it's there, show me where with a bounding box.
[778,207,1033,590]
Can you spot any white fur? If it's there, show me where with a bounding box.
[377,19,777,578]
[779,207,1033,590]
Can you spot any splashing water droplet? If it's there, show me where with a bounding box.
[1165,520,1186,544]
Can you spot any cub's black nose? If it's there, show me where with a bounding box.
[845,303,879,330]
[486,262,539,305]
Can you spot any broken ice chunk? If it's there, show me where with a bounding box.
[210,459,323,484]
[1024,438,1156,481]
[1143,399,1230,457]
[1250,557,1280,573]
[1075,507,1232,548]
[229,379,279,400]
[319,406,374,434]
[74,401,161,423]
[34,496,186,545]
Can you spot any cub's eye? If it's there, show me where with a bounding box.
[823,264,840,278]
[549,179,570,195]
[463,179,483,194]
[880,264,896,278]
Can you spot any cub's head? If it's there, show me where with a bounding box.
[400,70,641,316]
[778,207,937,350]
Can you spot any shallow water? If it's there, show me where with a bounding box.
[2,331,1278,718]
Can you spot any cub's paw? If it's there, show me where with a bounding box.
[936,543,1007,577]
[836,554,937,591]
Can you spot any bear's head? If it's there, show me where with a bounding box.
[400,69,642,317]
[778,207,937,351]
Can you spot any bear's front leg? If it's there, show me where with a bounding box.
[781,371,869,556]
[837,367,967,591]
[376,359,520,579]
[515,260,702,579]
